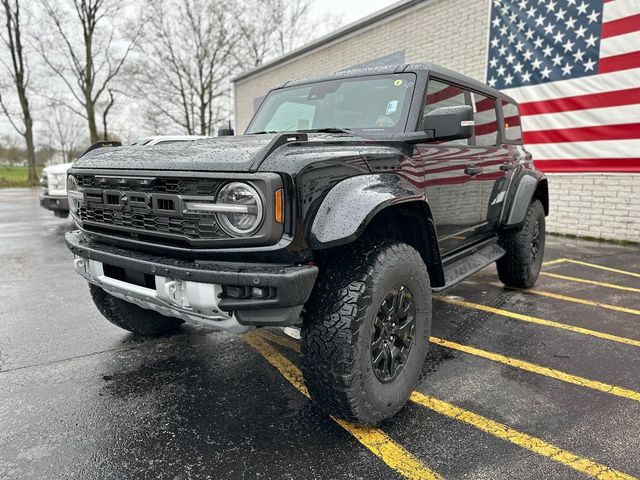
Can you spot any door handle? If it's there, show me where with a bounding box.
[464,166,482,176]
[499,163,516,171]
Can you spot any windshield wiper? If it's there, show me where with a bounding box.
[297,127,353,135]
[251,127,353,136]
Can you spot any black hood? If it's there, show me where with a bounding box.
[71,133,391,174]
[72,134,280,172]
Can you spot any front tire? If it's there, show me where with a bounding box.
[497,199,546,288]
[90,284,183,335]
[301,240,431,426]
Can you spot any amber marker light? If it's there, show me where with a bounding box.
[275,189,284,224]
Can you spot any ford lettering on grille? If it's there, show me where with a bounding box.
[85,190,183,217]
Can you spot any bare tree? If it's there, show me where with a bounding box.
[46,105,83,162]
[233,0,343,67]
[133,0,235,136]
[0,0,37,184]
[39,0,141,143]
[232,0,278,68]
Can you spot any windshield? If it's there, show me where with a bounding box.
[246,73,416,135]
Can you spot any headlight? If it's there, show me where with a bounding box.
[215,182,264,236]
[50,173,67,191]
[67,175,81,214]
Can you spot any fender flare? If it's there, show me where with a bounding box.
[309,174,426,249]
[504,173,549,226]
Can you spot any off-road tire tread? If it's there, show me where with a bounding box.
[90,284,183,335]
[301,240,429,425]
[497,199,545,288]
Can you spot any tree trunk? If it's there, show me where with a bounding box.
[199,102,206,136]
[102,114,108,140]
[14,80,37,184]
[24,114,37,185]
[86,100,98,143]
[18,84,36,184]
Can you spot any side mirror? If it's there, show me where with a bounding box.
[218,128,235,136]
[423,105,474,142]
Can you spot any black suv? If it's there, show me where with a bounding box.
[65,63,548,425]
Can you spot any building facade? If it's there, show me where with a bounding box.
[233,0,640,243]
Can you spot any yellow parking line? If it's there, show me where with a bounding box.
[540,272,640,293]
[431,337,640,402]
[257,328,301,352]
[252,331,636,480]
[542,258,569,267]
[481,284,640,316]
[524,288,640,316]
[435,296,640,348]
[562,259,640,279]
[243,333,442,480]
[409,392,636,480]
[260,330,640,403]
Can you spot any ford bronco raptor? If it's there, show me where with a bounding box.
[65,63,548,425]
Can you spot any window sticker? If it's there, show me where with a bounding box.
[386,100,399,115]
[393,79,403,86]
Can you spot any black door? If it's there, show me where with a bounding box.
[417,79,486,254]
[470,92,513,231]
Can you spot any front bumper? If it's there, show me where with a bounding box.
[40,194,69,212]
[65,230,318,328]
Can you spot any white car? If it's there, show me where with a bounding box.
[39,135,209,218]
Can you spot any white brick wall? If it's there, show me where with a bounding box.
[233,0,640,243]
[547,174,640,242]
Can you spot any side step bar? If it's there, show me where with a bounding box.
[433,237,505,292]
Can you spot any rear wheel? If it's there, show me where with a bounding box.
[497,199,546,288]
[301,240,431,426]
[90,284,183,335]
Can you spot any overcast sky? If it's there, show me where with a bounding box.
[316,0,398,24]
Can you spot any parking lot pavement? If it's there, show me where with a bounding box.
[1,187,639,480]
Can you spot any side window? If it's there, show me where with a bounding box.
[502,100,522,142]
[422,80,468,145]
[472,93,498,146]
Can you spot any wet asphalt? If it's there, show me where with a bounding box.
[1,188,639,480]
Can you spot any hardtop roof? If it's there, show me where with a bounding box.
[278,63,519,105]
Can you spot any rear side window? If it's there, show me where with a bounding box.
[502,100,522,142]
[423,80,468,145]
[471,93,498,147]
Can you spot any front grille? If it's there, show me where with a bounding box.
[75,174,231,244]
[77,175,221,195]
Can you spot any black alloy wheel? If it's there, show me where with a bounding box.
[530,219,541,265]
[496,199,546,288]
[301,240,432,425]
[371,286,416,383]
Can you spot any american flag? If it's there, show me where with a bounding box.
[486,0,640,172]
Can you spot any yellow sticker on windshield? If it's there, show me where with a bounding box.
[393,79,403,86]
